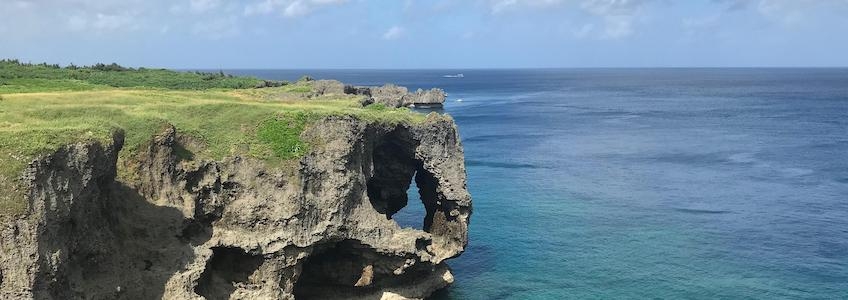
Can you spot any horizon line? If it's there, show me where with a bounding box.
[5,59,847,70]
[179,66,848,71]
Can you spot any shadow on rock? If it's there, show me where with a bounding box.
[32,181,211,299]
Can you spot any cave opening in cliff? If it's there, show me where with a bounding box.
[293,240,380,299]
[194,247,264,299]
[388,168,439,231]
[414,166,440,233]
[391,173,426,229]
[365,129,439,232]
[365,131,416,222]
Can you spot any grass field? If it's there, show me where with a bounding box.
[0,62,426,217]
[0,59,267,92]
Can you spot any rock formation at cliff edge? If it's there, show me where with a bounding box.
[307,79,447,108]
[0,114,471,300]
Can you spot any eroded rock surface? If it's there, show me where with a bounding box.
[407,88,447,108]
[0,114,471,299]
[348,85,447,108]
[310,80,346,97]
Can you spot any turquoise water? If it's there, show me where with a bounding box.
[231,69,848,299]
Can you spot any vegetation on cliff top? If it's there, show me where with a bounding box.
[0,59,268,92]
[0,61,427,217]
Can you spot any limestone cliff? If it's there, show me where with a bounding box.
[0,114,471,299]
[361,85,447,109]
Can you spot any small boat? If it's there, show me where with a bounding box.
[456,98,463,102]
[443,73,464,78]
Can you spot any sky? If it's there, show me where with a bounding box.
[1,0,848,68]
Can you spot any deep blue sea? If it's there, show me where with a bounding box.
[228,69,848,299]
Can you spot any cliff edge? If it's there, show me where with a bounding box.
[0,113,471,299]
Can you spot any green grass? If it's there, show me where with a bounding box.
[365,103,388,111]
[0,61,430,218]
[0,78,111,93]
[256,112,312,160]
[0,88,426,217]
[233,82,321,100]
[0,60,270,92]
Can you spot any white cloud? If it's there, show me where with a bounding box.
[66,13,138,33]
[92,13,137,31]
[2,0,846,48]
[754,0,818,27]
[192,16,240,39]
[284,1,310,17]
[490,0,565,14]
[572,23,594,38]
[244,0,347,17]
[699,0,848,31]
[487,0,848,39]
[581,0,648,15]
[599,16,634,38]
[579,0,651,39]
[382,26,406,40]
[244,0,277,15]
[12,0,34,9]
[67,15,89,32]
[491,0,518,14]
[189,0,221,13]
[682,14,721,35]
[487,0,649,39]
[2,0,148,37]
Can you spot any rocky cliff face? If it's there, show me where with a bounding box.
[344,84,447,108]
[0,114,471,300]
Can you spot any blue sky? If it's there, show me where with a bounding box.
[2,0,848,68]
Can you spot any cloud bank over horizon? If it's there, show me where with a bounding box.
[2,0,847,68]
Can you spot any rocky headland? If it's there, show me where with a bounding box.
[0,67,471,300]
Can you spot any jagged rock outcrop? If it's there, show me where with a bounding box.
[255,80,289,89]
[407,88,446,108]
[369,85,410,108]
[310,80,346,97]
[0,114,471,300]
[347,85,446,108]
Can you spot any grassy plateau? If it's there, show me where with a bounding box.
[0,60,425,217]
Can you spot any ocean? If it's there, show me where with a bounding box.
[227,69,848,299]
